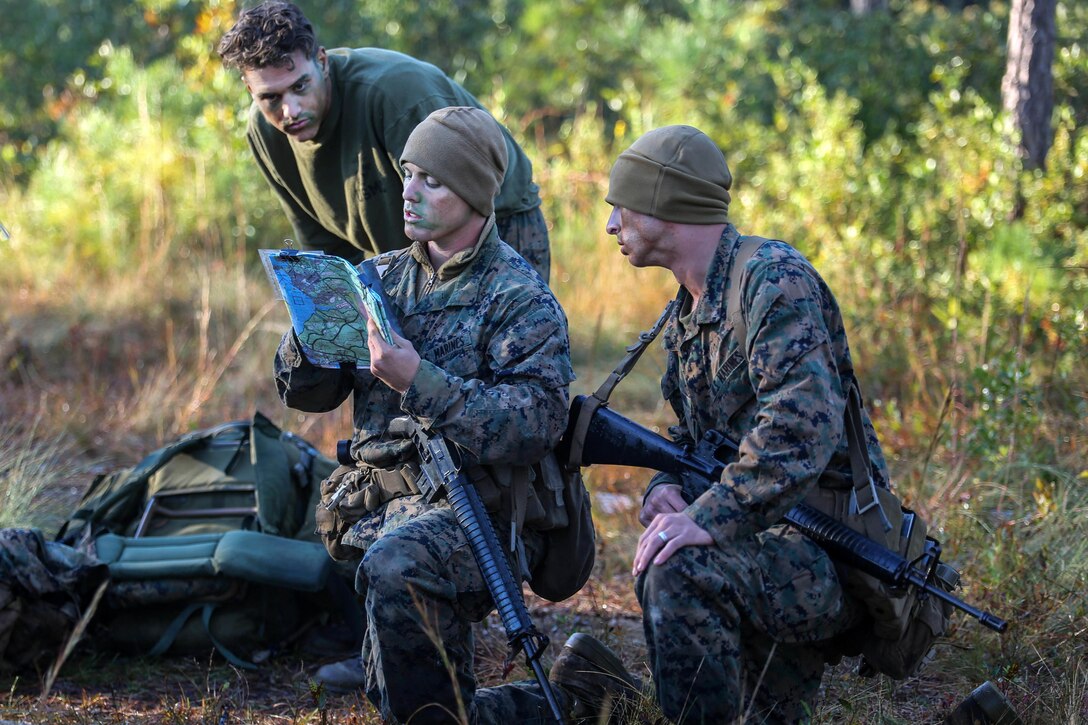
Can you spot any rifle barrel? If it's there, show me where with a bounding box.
[787,503,1007,633]
[902,566,1009,633]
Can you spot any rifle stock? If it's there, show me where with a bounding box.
[559,395,727,479]
[560,395,1007,634]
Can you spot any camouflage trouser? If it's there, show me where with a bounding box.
[496,206,551,284]
[635,524,858,724]
[344,495,557,724]
[0,528,108,673]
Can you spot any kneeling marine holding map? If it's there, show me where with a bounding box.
[273,106,636,724]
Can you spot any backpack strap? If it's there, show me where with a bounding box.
[845,381,894,535]
[676,234,770,442]
[149,601,257,670]
[724,235,773,361]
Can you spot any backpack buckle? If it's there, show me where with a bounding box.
[849,476,893,532]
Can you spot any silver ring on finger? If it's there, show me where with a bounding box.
[658,531,669,543]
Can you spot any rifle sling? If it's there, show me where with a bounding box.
[565,291,680,469]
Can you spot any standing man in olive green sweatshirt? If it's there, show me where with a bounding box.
[217,1,551,282]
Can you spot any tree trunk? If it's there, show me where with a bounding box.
[850,0,887,16]
[1001,0,1057,171]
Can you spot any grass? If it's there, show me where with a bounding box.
[5,263,1080,724]
[1,155,1086,723]
[0,412,89,535]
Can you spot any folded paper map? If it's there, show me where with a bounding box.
[260,249,395,369]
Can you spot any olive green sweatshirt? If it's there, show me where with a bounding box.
[247,48,541,263]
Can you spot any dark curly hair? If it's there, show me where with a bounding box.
[217,1,318,71]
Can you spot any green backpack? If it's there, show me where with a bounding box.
[57,412,357,668]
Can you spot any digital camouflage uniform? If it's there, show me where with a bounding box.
[275,220,574,724]
[636,224,891,723]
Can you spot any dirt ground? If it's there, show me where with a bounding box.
[0,575,982,724]
[0,576,647,724]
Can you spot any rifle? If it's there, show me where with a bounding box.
[558,395,1007,634]
[390,417,567,724]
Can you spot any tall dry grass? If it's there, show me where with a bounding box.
[0,410,86,533]
[1,114,1086,722]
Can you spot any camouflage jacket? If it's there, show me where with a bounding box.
[651,224,891,547]
[274,219,574,470]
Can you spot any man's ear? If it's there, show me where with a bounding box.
[240,67,256,96]
[317,47,329,77]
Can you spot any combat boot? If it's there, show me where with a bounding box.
[550,633,641,723]
[312,654,366,693]
[944,681,1023,725]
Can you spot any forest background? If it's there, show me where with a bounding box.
[0,0,1086,722]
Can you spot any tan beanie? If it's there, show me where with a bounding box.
[400,106,508,217]
[606,125,732,224]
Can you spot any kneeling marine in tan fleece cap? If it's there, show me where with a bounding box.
[400,106,509,218]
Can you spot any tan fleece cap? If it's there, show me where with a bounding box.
[606,125,732,224]
[400,106,508,217]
